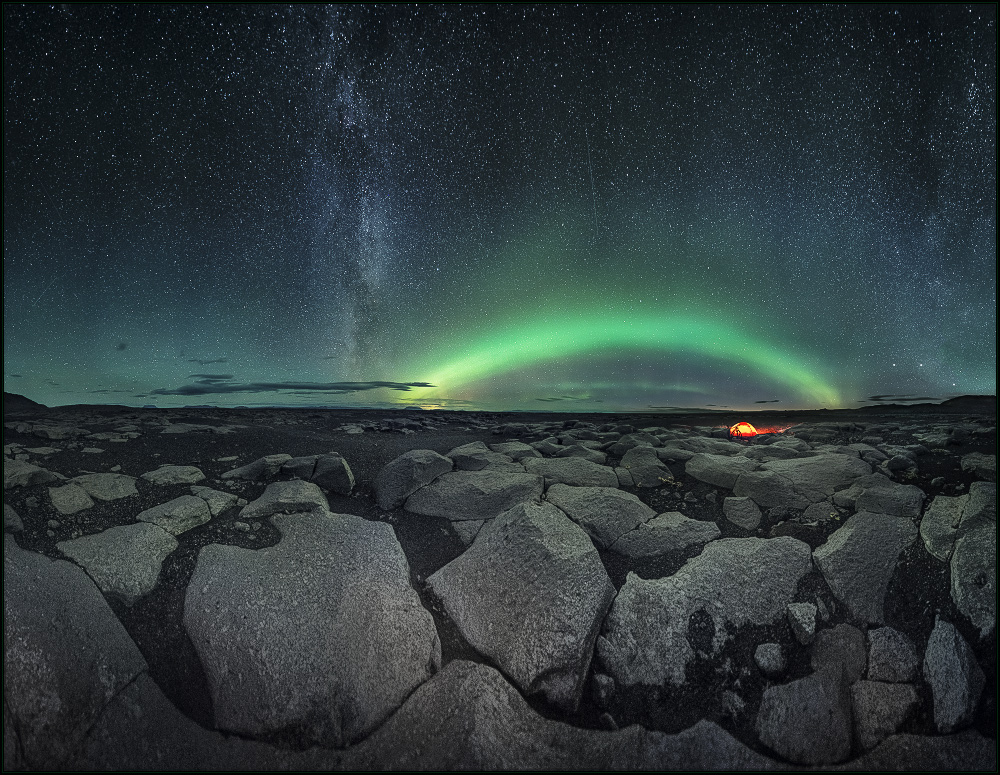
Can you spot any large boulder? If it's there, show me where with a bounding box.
[220,454,292,481]
[522,457,618,488]
[598,537,812,688]
[4,542,148,769]
[375,449,453,510]
[851,680,919,751]
[610,512,721,558]
[755,670,853,765]
[545,483,655,547]
[813,512,917,625]
[427,501,614,711]
[311,452,355,495]
[183,510,441,748]
[71,472,138,501]
[866,626,919,683]
[140,465,206,486]
[832,473,925,517]
[733,455,871,510]
[56,523,178,605]
[4,458,59,489]
[685,453,759,489]
[340,660,778,771]
[446,442,520,472]
[239,480,329,521]
[405,470,543,521]
[922,617,984,733]
[136,494,211,535]
[619,446,673,487]
[950,521,996,639]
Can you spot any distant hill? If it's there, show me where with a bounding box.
[858,395,996,414]
[3,392,48,414]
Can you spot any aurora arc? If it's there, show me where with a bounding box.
[407,315,843,408]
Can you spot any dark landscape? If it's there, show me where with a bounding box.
[3,394,996,770]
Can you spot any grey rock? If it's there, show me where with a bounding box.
[447,441,519,471]
[838,729,995,772]
[4,503,24,532]
[545,483,655,547]
[190,485,238,517]
[812,623,867,684]
[802,500,839,522]
[849,473,925,518]
[555,444,608,465]
[452,519,484,547]
[428,501,614,711]
[140,465,206,486]
[851,680,919,751]
[522,456,618,488]
[787,602,817,645]
[340,660,777,771]
[961,452,996,481]
[405,470,543,521]
[220,453,292,481]
[685,453,759,489]
[754,643,786,677]
[610,512,720,558]
[743,445,805,461]
[614,467,635,487]
[77,673,338,770]
[920,494,966,561]
[813,512,917,624]
[281,455,318,479]
[656,447,696,462]
[72,472,139,501]
[619,446,672,487]
[239,480,329,521]
[4,541,148,769]
[965,481,997,527]
[376,449,453,510]
[867,627,919,683]
[733,454,871,510]
[755,670,853,765]
[922,617,984,733]
[4,458,59,489]
[723,496,762,530]
[56,523,178,605]
[951,521,996,638]
[184,510,440,748]
[136,494,211,535]
[311,452,355,495]
[674,436,745,455]
[886,454,916,472]
[489,441,541,460]
[598,537,811,687]
[48,482,95,514]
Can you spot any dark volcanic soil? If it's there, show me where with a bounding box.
[3,402,996,759]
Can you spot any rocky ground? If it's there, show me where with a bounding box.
[3,400,996,770]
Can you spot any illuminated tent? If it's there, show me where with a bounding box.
[729,421,758,439]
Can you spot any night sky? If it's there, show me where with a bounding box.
[3,4,996,411]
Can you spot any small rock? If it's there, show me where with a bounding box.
[754,643,786,677]
[723,496,762,530]
[141,465,206,486]
[240,480,329,521]
[811,623,867,683]
[136,495,211,535]
[867,627,919,683]
[71,473,138,502]
[49,483,96,515]
[755,670,852,765]
[787,602,817,645]
[851,680,919,751]
[311,453,355,496]
[220,454,292,482]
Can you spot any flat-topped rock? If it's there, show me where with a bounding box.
[184,510,440,748]
[545,483,655,547]
[4,458,60,489]
[140,465,206,486]
[522,456,618,488]
[428,501,614,711]
[220,454,292,481]
[598,537,812,688]
[733,454,872,510]
[922,617,984,733]
[610,511,721,558]
[56,523,178,605]
[375,449,453,510]
[136,494,211,535]
[49,481,96,514]
[405,470,543,521]
[72,472,138,501]
[685,453,759,489]
[239,479,329,521]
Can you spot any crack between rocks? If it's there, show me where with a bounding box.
[4,693,27,769]
[69,666,149,767]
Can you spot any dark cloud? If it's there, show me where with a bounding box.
[7,374,22,377]
[755,399,780,403]
[151,380,436,396]
[188,358,228,365]
[188,374,235,381]
[535,395,591,402]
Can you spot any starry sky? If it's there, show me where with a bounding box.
[3,4,996,411]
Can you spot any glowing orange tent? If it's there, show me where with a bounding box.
[729,421,758,439]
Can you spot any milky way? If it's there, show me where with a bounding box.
[3,4,995,410]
